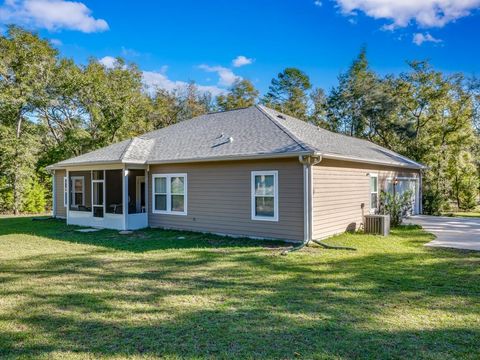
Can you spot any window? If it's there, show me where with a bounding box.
[152,174,187,215]
[71,176,85,208]
[251,171,278,221]
[63,177,68,207]
[370,174,378,212]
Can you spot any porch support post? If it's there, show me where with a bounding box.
[66,169,70,225]
[122,165,128,230]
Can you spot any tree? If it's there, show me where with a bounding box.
[262,67,311,120]
[393,63,478,213]
[309,88,328,127]
[177,82,213,121]
[0,26,56,214]
[327,47,381,137]
[148,89,183,129]
[216,79,259,111]
[79,58,151,149]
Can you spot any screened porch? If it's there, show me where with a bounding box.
[66,168,147,230]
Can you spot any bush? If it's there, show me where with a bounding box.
[422,189,445,215]
[458,180,478,211]
[0,177,13,213]
[21,179,47,214]
[379,190,414,227]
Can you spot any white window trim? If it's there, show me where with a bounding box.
[251,170,279,222]
[63,177,68,207]
[370,173,378,212]
[70,176,85,208]
[152,173,187,216]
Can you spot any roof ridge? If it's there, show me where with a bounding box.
[119,137,136,162]
[314,125,424,167]
[255,105,315,153]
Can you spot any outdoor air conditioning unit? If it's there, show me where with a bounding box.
[364,214,390,236]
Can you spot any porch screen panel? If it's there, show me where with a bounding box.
[106,170,123,214]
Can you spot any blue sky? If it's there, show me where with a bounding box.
[1,0,479,95]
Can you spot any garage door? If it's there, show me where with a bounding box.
[386,178,419,215]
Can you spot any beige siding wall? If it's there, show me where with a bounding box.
[54,170,66,218]
[148,158,304,241]
[312,159,420,239]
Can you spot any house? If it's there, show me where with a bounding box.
[47,105,423,242]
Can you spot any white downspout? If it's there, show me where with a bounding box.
[308,161,314,242]
[303,164,310,243]
[52,170,56,218]
[282,154,322,255]
[299,155,322,244]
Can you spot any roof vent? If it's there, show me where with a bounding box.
[212,135,233,148]
[277,114,286,120]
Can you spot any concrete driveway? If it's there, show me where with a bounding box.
[407,215,480,251]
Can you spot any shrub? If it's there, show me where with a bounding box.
[21,179,47,214]
[422,189,445,215]
[379,190,414,227]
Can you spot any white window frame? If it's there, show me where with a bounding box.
[70,176,85,208]
[251,170,279,222]
[152,173,187,216]
[370,173,379,212]
[63,177,68,207]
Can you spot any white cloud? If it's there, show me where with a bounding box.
[99,56,116,68]
[314,0,322,6]
[198,64,241,87]
[49,38,62,46]
[232,55,254,67]
[333,0,480,28]
[412,32,442,45]
[0,0,109,33]
[142,70,226,97]
[121,46,140,57]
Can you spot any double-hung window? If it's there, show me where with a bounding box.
[152,174,187,215]
[71,176,85,208]
[370,173,378,212]
[251,171,278,221]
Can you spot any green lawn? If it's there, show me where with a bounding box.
[445,211,480,218]
[0,217,479,359]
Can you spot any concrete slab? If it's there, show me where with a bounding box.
[407,215,480,251]
[76,228,101,233]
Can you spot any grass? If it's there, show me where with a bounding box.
[0,217,479,359]
[444,211,480,218]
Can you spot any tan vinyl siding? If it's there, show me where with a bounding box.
[148,158,304,242]
[312,159,420,240]
[54,169,66,218]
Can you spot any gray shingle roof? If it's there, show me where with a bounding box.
[49,105,423,169]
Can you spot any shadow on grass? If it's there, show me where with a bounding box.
[1,217,480,358]
[0,216,290,253]
[1,248,479,359]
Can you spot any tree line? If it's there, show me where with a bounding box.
[0,26,478,215]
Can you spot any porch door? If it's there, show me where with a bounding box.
[92,170,105,218]
[136,176,146,213]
